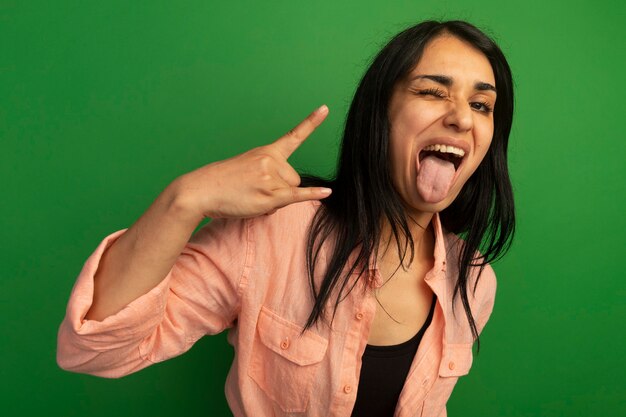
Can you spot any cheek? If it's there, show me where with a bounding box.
[474,123,495,159]
[457,125,494,186]
[474,141,490,161]
[387,137,415,197]
[390,103,436,136]
[388,140,411,184]
[389,112,432,157]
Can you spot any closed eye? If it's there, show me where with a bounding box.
[415,87,494,113]
[415,87,447,98]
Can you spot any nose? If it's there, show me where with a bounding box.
[443,100,473,132]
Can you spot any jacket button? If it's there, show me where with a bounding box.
[280,337,290,350]
[355,312,364,320]
[448,361,455,370]
[343,384,352,394]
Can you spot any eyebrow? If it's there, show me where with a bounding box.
[412,74,497,94]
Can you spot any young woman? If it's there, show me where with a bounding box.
[57,20,514,417]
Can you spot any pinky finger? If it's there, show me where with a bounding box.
[293,186,333,203]
[275,186,333,207]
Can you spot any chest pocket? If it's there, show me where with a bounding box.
[248,306,328,413]
[421,343,474,417]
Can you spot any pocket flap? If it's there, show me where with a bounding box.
[257,306,328,366]
[438,343,473,377]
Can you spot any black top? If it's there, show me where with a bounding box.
[350,294,436,417]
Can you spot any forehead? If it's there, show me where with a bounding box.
[412,35,495,85]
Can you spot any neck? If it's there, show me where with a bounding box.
[378,210,435,268]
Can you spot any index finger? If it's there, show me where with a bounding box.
[272,105,329,158]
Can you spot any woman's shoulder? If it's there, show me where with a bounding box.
[440,231,497,336]
[441,231,497,299]
[190,201,321,250]
[252,200,322,233]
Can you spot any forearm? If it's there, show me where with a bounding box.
[85,177,203,321]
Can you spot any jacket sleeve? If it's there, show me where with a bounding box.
[56,217,251,378]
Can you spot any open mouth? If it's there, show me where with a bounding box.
[418,144,465,170]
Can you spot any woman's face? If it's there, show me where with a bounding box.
[387,34,497,216]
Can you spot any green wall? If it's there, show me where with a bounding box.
[2,1,624,415]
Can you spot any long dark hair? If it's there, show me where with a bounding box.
[301,20,515,351]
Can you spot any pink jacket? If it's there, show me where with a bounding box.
[57,201,496,416]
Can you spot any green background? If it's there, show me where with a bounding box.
[2,0,624,416]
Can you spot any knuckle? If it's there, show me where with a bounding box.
[259,173,273,182]
[290,187,299,202]
[256,155,274,170]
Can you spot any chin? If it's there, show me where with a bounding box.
[403,197,452,217]
[403,188,463,216]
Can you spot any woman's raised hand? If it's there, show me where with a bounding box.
[175,105,332,220]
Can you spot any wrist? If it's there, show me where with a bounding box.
[165,176,206,225]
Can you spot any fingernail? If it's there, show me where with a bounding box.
[320,187,332,195]
[317,105,328,115]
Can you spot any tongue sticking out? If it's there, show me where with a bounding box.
[416,155,456,203]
